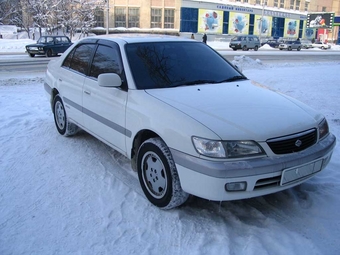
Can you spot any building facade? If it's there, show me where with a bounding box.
[101,0,339,41]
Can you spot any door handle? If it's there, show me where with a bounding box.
[84,90,91,95]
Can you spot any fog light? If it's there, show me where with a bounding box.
[225,182,247,191]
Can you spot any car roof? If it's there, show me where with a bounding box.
[83,34,193,44]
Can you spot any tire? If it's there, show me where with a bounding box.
[242,45,247,51]
[137,137,189,209]
[46,49,52,57]
[288,46,292,51]
[254,45,258,51]
[29,53,35,57]
[232,48,237,51]
[279,48,283,50]
[321,46,325,50]
[53,95,78,136]
[297,47,301,51]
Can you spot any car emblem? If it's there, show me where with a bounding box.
[295,139,302,147]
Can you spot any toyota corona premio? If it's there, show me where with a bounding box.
[44,34,336,209]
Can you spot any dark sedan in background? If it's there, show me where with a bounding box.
[25,36,72,57]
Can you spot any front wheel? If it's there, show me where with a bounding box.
[254,45,258,51]
[29,53,35,57]
[137,137,189,209]
[297,47,301,51]
[288,46,292,51]
[242,45,247,51]
[53,95,78,136]
[46,49,53,57]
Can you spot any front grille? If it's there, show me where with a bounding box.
[267,129,317,155]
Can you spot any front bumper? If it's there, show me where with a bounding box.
[171,133,336,201]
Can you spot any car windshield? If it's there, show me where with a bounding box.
[125,41,245,89]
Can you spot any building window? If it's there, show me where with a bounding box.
[280,0,284,8]
[164,9,174,29]
[243,0,248,3]
[304,2,309,11]
[256,0,261,4]
[274,0,278,7]
[128,8,139,28]
[295,0,300,10]
[115,7,126,27]
[322,7,326,12]
[94,8,104,27]
[290,0,294,10]
[151,8,162,28]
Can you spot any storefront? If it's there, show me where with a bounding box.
[180,0,309,39]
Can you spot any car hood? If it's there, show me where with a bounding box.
[145,80,321,141]
[26,43,44,47]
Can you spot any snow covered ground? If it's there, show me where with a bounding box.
[0,38,340,255]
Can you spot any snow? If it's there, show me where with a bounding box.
[0,38,340,255]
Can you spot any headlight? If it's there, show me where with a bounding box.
[192,137,265,158]
[318,118,329,140]
[192,137,225,158]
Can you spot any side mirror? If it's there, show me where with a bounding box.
[98,73,122,87]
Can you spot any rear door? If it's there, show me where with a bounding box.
[58,43,96,126]
[82,40,128,154]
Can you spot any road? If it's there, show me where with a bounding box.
[0,49,339,73]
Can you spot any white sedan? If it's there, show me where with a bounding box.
[44,35,336,209]
[312,41,332,49]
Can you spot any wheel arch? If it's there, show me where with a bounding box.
[130,129,163,171]
[50,88,60,111]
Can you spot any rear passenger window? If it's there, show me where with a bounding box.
[67,44,95,75]
[89,44,123,79]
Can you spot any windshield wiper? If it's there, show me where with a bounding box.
[172,79,218,87]
[218,76,247,83]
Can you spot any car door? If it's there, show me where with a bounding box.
[58,43,96,126]
[59,37,72,53]
[82,41,128,154]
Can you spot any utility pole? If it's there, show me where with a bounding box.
[106,0,109,34]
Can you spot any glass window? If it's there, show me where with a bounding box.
[280,0,284,8]
[89,45,123,79]
[164,9,174,29]
[304,2,309,11]
[322,7,326,12]
[95,8,104,27]
[61,37,70,43]
[290,0,294,10]
[115,7,126,27]
[151,8,162,28]
[125,42,242,90]
[62,48,75,68]
[68,44,96,75]
[295,0,300,10]
[128,7,140,28]
[274,0,278,7]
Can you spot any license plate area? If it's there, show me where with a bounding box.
[280,159,323,186]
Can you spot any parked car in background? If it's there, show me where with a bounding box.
[279,40,302,51]
[44,35,336,209]
[300,39,313,49]
[260,39,282,48]
[312,41,331,50]
[25,36,72,57]
[229,35,261,51]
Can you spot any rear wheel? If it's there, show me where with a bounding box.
[254,45,259,51]
[242,45,247,51]
[297,47,301,51]
[321,46,325,50]
[29,53,35,57]
[232,48,237,51]
[288,46,292,51]
[53,95,78,136]
[137,137,189,209]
